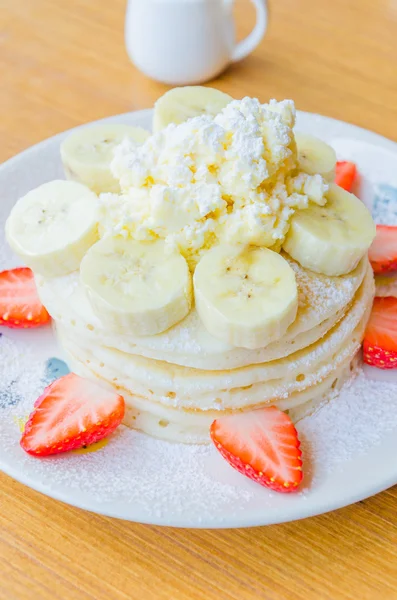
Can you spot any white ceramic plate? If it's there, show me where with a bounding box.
[1,109,397,529]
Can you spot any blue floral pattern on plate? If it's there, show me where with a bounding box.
[372,183,397,225]
[43,357,70,384]
[0,380,22,410]
[0,328,69,411]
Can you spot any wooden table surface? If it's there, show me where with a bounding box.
[1,0,397,598]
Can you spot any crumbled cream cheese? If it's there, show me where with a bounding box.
[100,97,328,269]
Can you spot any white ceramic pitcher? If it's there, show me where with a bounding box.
[125,0,268,85]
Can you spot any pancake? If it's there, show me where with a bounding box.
[59,299,371,410]
[36,241,373,444]
[57,266,374,411]
[56,262,373,443]
[66,354,360,444]
[36,253,369,370]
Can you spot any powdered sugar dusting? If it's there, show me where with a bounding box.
[0,334,22,386]
[298,368,397,476]
[0,332,257,519]
[288,254,359,320]
[1,330,397,524]
[3,424,255,519]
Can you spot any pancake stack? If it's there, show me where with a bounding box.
[36,253,374,443]
[5,90,377,445]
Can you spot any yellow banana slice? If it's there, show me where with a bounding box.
[6,180,99,277]
[193,245,298,349]
[283,184,376,276]
[80,236,192,335]
[60,124,150,194]
[153,86,233,132]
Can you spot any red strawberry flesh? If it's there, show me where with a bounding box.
[21,373,125,456]
[335,161,357,192]
[363,296,397,369]
[210,406,303,493]
[369,225,397,274]
[0,267,50,328]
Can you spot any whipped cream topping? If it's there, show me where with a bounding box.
[100,97,328,268]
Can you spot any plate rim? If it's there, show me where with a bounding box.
[1,450,397,529]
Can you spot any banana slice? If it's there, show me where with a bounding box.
[283,184,376,276]
[80,237,192,335]
[295,132,336,182]
[6,180,99,278]
[60,124,150,194]
[153,86,233,132]
[193,245,298,349]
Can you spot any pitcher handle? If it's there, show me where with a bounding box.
[232,0,268,62]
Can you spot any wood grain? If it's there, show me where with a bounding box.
[1,0,397,598]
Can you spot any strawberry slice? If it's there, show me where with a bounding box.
[335,161,357,191]
[21,373,125,456]
[0,267,50,328]
[369,225,397,274]
[363,296,397,369]
[210,406,303,493]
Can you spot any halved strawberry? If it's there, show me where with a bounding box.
[20,373,125,456]
[369,225,397,274]
[0,267,50,328]
[363,296,397,369]
[335,161,357,191]
[210,406,303,493]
